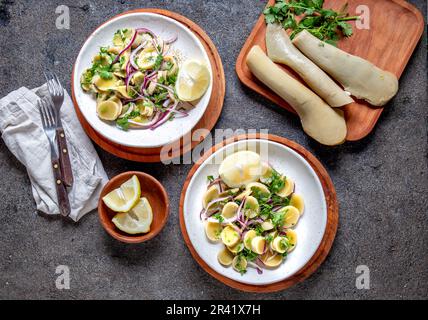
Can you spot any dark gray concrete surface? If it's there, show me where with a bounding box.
[0,0,426,300]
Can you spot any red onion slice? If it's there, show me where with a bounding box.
[125,70,138,91]
[150,101,179,130]
[162,98,171,108]
[207,177,221,189]
[266,253,278,262]
[112,30,138,65]
[229,223,242,236]
[129,40,149,70]
[247,261,263,275]
[150,82,175,94]
[200,196,232,218]
[136,28,155,38]
[165,34,178,44]
[170,109,188,118]
[255,258,265,269]
[236,197,246,222]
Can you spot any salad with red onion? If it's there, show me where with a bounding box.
[201,151,305,275]
[80,27,190,130]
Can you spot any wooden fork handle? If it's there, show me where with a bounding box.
[52,159,71,217]
[56,128,74,187]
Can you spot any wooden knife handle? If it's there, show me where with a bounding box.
[56,128,74,187]
[52,159,71,217]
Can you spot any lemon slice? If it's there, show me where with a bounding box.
[112,197,153,234]
[176,60,210,101]
[102,175,141,212]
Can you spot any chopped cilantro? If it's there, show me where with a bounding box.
[212,213,224,223]
[153,54,163,70]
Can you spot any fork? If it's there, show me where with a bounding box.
[44,71,74,187]
[38,98,71,217]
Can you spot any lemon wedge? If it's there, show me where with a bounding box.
[112,197,153,234]
[176,60,210,101]
[102,175,141,212]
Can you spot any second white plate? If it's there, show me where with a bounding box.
[183,139,327,285]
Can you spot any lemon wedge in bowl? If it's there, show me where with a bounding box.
[112,197,153,234]
[102,175,141,212]
[176,59,210,101]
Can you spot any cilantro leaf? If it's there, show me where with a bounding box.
[213,213,224,223]
[99,70,113,80]
[153,54,163,70]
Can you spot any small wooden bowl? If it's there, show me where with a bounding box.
[98,171,169,243]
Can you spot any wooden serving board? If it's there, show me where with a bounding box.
[179,134,339,292]
[236,0,424,141]
[71,9,225,162]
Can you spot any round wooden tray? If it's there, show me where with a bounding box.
[71,9,225,162]
[179,133,339,292]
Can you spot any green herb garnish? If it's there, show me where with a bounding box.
[213,213,224,223]
[268,170,285,194]
[153,54,164,70]
[234,256,247,275]
[116,109,140,131]
[240,248,258,262]
[263,0,359,46]
[271,209,287,228]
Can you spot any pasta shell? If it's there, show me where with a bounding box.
[93,75,118,92]
[96,100,121,121]
[232,256,247,273]
[243,230,257,250]
[271,236,287,254]
[261,219,274,231]
[217,248,234,266]
[227,241,244,254]
[261,251,283,268]
[244,196,259,219]
[221,226,240,247]
[251,236,266,255]
[114,86,133,100]
[234,189,251,201]
[276,177,294,198]
[202,185,219,209]
[245,182,270,197]
[204,221,222,242]
[221,202,239,219]
[281,206,300,228]
[290,194,304,215]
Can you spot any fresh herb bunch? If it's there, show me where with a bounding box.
[263,0,359,46]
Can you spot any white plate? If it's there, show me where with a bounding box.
[183,139,327,285]
[73,12,213,148]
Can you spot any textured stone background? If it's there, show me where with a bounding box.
[0,0,426,300]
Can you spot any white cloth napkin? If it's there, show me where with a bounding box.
[0,84,108,222]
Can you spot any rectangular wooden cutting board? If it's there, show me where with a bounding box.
[236,0,424,141]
